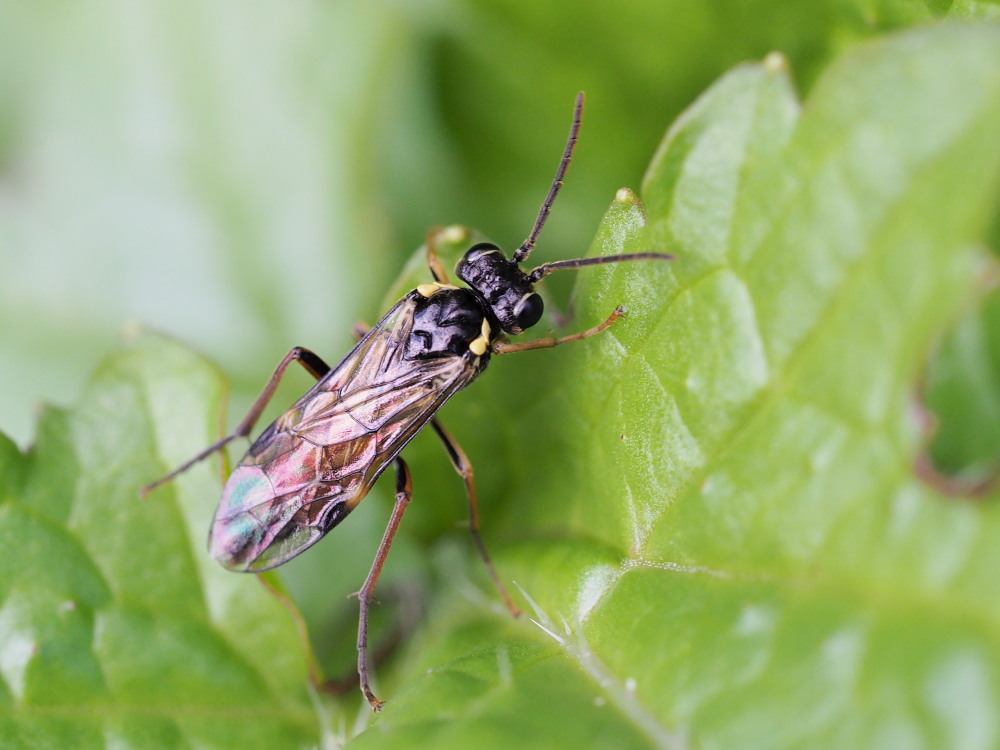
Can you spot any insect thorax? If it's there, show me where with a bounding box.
[405,288,491,361]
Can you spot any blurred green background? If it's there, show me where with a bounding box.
[5,0,1000,744]
[3,0,979,449]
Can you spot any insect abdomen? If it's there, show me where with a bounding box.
[209,445,362,571]
[209,464,283,570]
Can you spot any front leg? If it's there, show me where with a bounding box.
[491,306,624,355]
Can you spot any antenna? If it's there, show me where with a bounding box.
[526,251,675,284]
[513,92,584,264]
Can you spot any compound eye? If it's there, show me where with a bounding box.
[514,293,544,331]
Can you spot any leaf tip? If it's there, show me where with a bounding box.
[762,50,789,74]
[614,187,637,204]
[439,224,469,245]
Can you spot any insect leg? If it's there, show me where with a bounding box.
[352,321,372,341]
[491,305,625,355]
[430,419,521,618]
[425,227,452,284]
[357,456,413,712]
[141,346,332,495]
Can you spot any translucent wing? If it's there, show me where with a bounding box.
[209,292,484,571]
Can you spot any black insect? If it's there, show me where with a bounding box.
[143,92,672,710]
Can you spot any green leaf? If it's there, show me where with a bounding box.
[363,22,1000,749]
[0,337,319,748]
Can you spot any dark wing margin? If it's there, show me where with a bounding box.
[209,294,484,571]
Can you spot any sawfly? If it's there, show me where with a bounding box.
[143,92,672,710]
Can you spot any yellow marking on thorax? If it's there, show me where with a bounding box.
[416,282,458,297]
[469,317,492,356]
